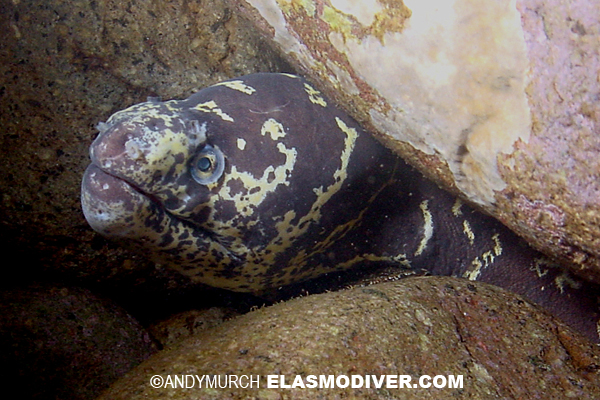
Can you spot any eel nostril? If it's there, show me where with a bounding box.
[124,137,145,161]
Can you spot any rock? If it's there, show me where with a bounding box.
[230,0,600,283]
[148,308,240,349]
[98,277,600,399]
[0,284,157,400]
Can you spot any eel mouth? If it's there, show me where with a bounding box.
[81,163,237,262]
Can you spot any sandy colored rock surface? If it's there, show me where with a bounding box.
[231,0,600,283]
[98,277,600,399]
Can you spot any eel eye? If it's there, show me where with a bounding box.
[191,144,225,185]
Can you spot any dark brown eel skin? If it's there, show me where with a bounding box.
[81,73,600,342]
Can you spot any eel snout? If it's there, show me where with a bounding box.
[81,164,150,238]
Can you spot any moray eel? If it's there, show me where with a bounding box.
[82,73,600,341]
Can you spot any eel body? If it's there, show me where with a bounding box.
[81,73,600,341]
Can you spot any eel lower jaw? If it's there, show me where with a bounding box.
[81,164,141,236]
[81,163,240,264]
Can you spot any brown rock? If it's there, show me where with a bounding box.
[98,277,600,399]
[148,308,240,349]
[0,284,157,400]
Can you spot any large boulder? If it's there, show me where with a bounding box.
[231,0,600,283]
[98,277,600,399]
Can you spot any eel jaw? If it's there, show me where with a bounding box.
[81,164,148,238]
[81,164,239,271]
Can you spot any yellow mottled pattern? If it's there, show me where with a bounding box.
[303,83,327,107]
[189,117,299,269]
[261,118,287,140]
[451,198,463,217]
[262,117,361,284]
[237,138,246,150]
[214,119,296,217]
[414,200,432,257]
[462,220,475,245]
[213,80,257,95]
[463,233,503,281]
[95,101,195,192]
[193,101,234,122]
